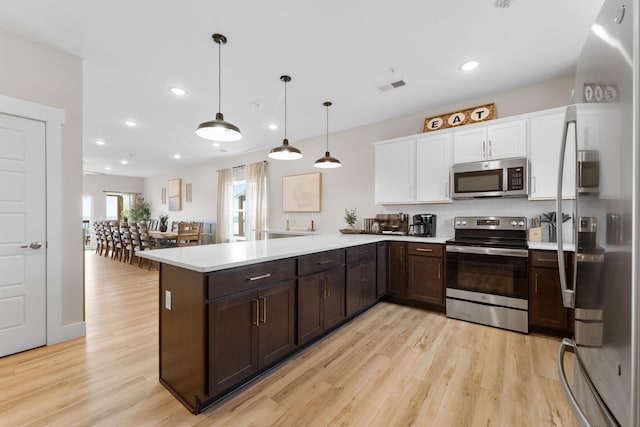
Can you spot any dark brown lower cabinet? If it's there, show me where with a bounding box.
[529,250,572,335]
[386,242,407,297]
[208,280,296,396]
[376,242,387,298]
[297,266,345,345]
[346,244,377,317]
[406,243,444,309]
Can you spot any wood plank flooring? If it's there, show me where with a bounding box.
[0,251,578,426]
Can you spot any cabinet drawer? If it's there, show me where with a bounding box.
[346,244,376,263]
[207,258,296,299]
[407,242,443,257]
[298,249,345,276]
[530,250,567,268]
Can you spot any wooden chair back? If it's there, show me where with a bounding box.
[177,222,201,247]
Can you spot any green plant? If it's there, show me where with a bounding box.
[128,197,152,222]
[120,209,128,221]
[344,208,357,227]
[159,212,169,224]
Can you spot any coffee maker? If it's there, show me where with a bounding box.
[412,214,437,237]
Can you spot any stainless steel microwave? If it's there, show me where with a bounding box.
[451,158,528,199]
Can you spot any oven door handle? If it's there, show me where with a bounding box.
[556,105,577,309]
[446,245,528,258]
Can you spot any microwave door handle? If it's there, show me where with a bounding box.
[557,105,576,308]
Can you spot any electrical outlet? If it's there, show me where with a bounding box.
[165,290,171,310]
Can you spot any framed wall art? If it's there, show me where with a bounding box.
[168,178,181,211]
[161,187,166,205]
[282,172,322,212]
[185,183,192,203]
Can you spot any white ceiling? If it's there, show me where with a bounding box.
[0,0,604,177]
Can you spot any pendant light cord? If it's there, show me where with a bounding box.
[326,104,329,151]
[284,80,288,140]
[218,41,222,114]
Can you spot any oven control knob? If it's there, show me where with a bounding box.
[461,221,467,226]
[511,221,518,226]
[456,221,461,225]
[518,220,525,227]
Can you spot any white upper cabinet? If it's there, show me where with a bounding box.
[374,138,416,204]
[529,109,575,200]
[452,119,527,163]
[416,133,452,203]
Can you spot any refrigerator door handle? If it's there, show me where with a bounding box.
[556,105,576,308]
[558,339,619,427]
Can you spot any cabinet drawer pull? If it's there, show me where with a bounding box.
[537,258,558,263]
[317,259,333,265]
[246,273,272,281]
[259,296,267,324]
[415,248,433,252]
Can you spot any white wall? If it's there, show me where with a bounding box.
[0,30,84,331]
[145,74,574,238]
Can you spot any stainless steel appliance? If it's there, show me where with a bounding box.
[451,157,527,199]
[577,150,600,194]
[445,216,529,333]
[412,214,437,237]
[555,0,636,425]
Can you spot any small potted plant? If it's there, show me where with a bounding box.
[344,208,357,229]
[159,213,169,232]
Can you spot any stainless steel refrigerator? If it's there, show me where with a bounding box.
[556,0,638,425]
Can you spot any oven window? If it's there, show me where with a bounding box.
[446,252,528,300]
[455,169,502,193]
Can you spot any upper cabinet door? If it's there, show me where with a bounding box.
[529,111,575,200]
[416,133,452,203]
[374,139,416,204]
[486,120,527,160]
[452,127,486,163]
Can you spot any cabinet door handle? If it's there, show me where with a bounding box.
[252,299,259,326]
[532,176,537,193]
[317,259,333,266]
[400,245,404,262]
[482,141,486,158]
[326,277,331,297]
[444,181,449,198]
[534,273,539,293]
[246,273,272,281]
[259,296,267,324]
[488,140,492,158]
[438,262,441,280]
[416,248,433,252]
[537,257,558,263]
[322,277,327,298]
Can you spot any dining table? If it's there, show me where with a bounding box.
[148,230,179,248]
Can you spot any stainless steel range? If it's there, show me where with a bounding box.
[445,216,529,333]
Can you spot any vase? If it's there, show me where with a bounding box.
[160,223,168,232]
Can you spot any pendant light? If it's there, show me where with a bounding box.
[268,75,302,160]
[314,101,342,168]
[196,33,242,142]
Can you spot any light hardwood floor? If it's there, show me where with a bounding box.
[0,251,577,426]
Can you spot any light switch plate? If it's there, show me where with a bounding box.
[165,290,171,310]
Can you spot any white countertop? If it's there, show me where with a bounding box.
[528,241,575,251]
[137,233,450,273]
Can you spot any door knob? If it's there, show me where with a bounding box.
[29,242,42,249]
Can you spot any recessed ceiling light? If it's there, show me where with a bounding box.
[173,154,181,159]
[124,120,137,127]
[96,140,106,146]
[170,87,186,96]
[461,60,480,71]
[212,142,220,147]
[120,160,128,165]
[105,166,111,171]
[268,124,278,131]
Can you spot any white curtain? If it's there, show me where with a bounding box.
[123,193,138,214]
[245,161,267,241]
[216,168,234,243]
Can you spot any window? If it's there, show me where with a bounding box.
[232,181,246,240]
[82,195,92,221]
[105,195,122,220]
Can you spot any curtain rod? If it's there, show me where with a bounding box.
[217,160,268,172]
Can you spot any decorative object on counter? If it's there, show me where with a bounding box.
[540,211,571,242]
[344,208,357,228]
[159,213,169,232]
[339,228,364,234]
[310,213,315,232]
[314,101,341,168]
[269,75,302,160]
[168,178,182,211]
[366,213,408,235]
[422,102,495,133]
[285,214,290,231]
[282,172,321,212]
[528,217,542,242]
[195,33,243,142]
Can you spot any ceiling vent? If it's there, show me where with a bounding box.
[378,79,407,92]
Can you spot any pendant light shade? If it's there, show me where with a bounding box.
[269,75,302,160]
[314,101,341,168]
[196,33,242,142]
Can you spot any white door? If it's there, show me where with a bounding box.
[0,113,46,357]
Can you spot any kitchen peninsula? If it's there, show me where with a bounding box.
[138,233,448,413]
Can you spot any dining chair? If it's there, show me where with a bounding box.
[176,221,201,247]
[128,222,141,265]
[110,221,124,261]
[137,220,155,269]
